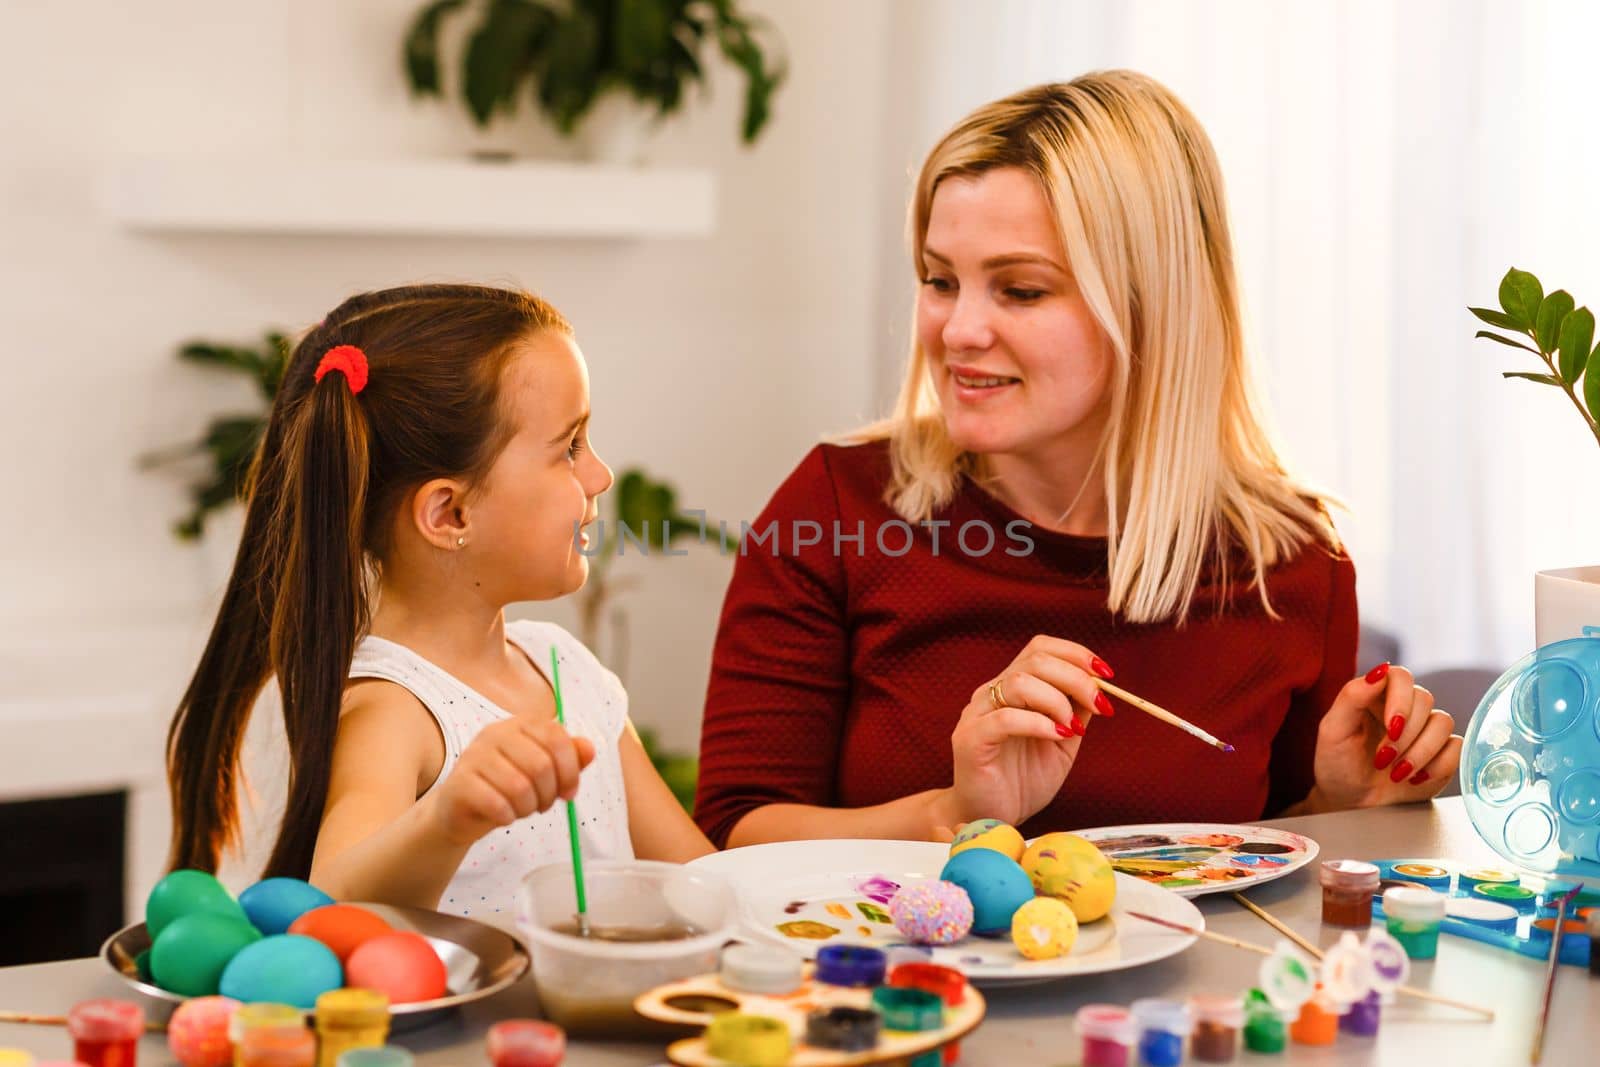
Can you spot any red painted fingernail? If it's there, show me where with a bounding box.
[1408,769,1430,786]
[1387,715,1405,741]
[1055,723,1072,739]
[1365,662,1390,685]
[1095,692,1114,716]
[1390,758,1414,783]
[1074,717,1087,736]
[1091,657,1115,679]
[1374,745,1397,770]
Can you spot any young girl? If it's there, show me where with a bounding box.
[167,284,713,917]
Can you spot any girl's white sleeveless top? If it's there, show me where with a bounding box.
[348,619,633,920]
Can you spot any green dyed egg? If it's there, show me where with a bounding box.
[146,870,246,939]
[150,912,262,996]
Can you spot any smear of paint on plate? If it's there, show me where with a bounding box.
[856,902,891,924]
[854,875,901,904]
[824,902,851,920]
[777,921,839,940]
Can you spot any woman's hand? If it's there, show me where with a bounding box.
[936,635,1116,829]
[427,718,597,846]
[1307,663,1462,811]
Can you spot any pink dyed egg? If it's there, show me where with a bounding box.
[345,931,448,1004]
[167,996,241,1067]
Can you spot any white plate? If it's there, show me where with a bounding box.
[688,839,1202,986]
[1071,822,1320,897]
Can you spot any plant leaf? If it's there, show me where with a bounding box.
[536,7,604,133]
[1558,306,1595,383]
[404,0,469,96]
[1587,342,1600,420]
[1474,330,1542,355]
[1468,306,1525,331]
[1536,289,1574,355]
[1502,371,1563,385]
[1498,267,1544,331]
[463,0,554,126]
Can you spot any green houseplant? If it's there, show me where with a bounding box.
[403,0,786,152]
[145,330,712,808]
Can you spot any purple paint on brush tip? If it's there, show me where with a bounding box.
[1557,883,1584,908]
[1222,744,1235,753]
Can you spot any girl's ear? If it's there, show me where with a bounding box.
[411,478,471,550]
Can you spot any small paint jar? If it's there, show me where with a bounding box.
[889,963,967,1065]
[0,1051,34,1067]
[721,944,804,995]
[1458,868,1518,893]
[1130,998,1190,1066]
[1528,916,1589,952]
[1383,886,1446,959]
[236,1025,316,1067]
[1319,860,1379,927]
[1241,990,1288,1054]
[816,944,887,988]
[1445,896,1519,933]
[1339,990,1382,1037]
[704,1014,791,1067]
[1474,882,1537,912]
[1075,1005,1137,1067]
[485,1020,566,1067]
[1187,995,1243,1062]
[1288,991,1340,1046]
[871,986,944,1032]
[1389,862,1451,889]
[314,989,389,1067]
[67,999,143,1067]
[231,1004,305,1066]
[333,1052,412,1067]
[805,1006,882,1052]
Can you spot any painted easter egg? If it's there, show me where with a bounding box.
[149,913,262,996]
[238,878,334,937]
[1021,832,1117,923]
[949,818,1026,862]
[937,849,1034,935]
[286,903,393,962]
[345,931,449,1004]
[146,870,247,940]
[166,996,241,1067]
[218,934,343,1009]
[888,880,974,945]
[1010,896,1079,960]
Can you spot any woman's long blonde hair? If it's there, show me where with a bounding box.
[868,70,1338,624]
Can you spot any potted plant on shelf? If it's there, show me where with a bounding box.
[143,329,713,806]
[402,0,787,164]
[1471,267,1600,645]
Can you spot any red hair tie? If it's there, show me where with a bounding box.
[313,344,369,394]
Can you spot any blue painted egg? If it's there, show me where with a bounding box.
[218,934,343,1008]
[938,848,1035,935]
[238,878,335,937]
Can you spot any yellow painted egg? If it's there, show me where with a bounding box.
[1020,832,1117,923]
[949,818,1026,862]
[1010,897,1079,960]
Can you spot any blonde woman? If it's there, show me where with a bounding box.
[694,71,1461,848]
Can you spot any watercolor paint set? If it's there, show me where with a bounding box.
[1367,858,1598,966]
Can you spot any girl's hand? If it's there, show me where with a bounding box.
[1309,663,1462,810]
[940,635,1116,828]
[428,718,597,846]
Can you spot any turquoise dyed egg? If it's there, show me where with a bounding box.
[146,870,247,939]
[239,878,335,936]
[938,848,1035,935]
[219,934,343,1008]
[150,912,262,996]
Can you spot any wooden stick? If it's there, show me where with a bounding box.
[1224,893,1495,1019]
[1532,884,1582,1063]
[0,1010,167,1032]
[1127,910,1275,956]
[1095,678,1234,752]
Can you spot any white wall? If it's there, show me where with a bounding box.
[0,0,891,900]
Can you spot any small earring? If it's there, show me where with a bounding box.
[456,536,466,547]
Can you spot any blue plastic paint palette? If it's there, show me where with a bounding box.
[1460,637,1600,880]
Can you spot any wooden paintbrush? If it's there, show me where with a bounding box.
[1095,678,1234,752]
[0,1010,166,1032]
[1532,883,1583,1063]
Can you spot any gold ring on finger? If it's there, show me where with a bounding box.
[988,679,1008,709]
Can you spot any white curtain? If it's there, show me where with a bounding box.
[872,0,1600,673]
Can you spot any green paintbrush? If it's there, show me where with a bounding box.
[551,645,590,937]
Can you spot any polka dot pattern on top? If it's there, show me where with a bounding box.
[349,620,633,917]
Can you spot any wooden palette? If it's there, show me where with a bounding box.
[634,965,986,1066]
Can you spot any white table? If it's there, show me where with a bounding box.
[3,798,1595,1064]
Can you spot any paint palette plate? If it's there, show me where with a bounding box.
[1070,822,1319,897]
[687,839,1202,985]
[1460,636,1600,879]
